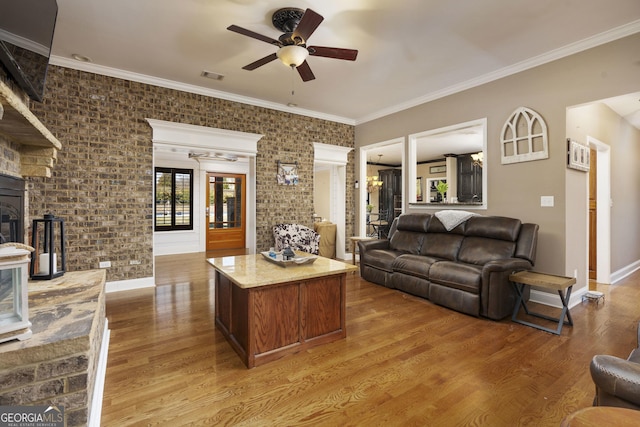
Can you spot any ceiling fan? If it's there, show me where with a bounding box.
[227,7,358,82]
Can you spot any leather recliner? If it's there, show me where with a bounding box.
[590,322,640,410]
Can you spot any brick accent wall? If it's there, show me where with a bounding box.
[19,66,354,281]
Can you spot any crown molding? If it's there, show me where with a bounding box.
[49,20,639,127]
[49,56,355,126]
[355,20,640,125]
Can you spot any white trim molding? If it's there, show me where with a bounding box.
[148,119,262,257]
[106,276,155,293]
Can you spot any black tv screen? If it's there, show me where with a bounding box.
[0,0,58,102]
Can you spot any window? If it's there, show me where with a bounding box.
[155,168,193,231]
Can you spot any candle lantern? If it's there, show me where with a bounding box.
[30,214,66,280]
[0,244,33,343]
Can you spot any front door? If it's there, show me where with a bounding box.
[206,173,246,251]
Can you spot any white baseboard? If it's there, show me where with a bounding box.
[106,276,155,293]
[529,287,587,309]
[89,321,110,427]
[611,259,640,284]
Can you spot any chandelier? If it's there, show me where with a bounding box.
[471,151,483,167]
[366,154,384,193]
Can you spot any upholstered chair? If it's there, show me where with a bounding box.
[590,322,640,410]
[272,224,320,255]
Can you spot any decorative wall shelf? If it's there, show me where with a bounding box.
[0,80,61,177]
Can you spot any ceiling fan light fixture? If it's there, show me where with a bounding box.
[276,45,308,67]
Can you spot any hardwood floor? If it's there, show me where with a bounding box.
[102,253,640,426]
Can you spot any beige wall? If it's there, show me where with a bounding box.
[567,102,640,275]
[313,168,331,220]
[355,33,640,283]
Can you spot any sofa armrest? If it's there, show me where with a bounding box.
[480,258,534,320]
[590,355,640,408]
[358,239,390,253]
[482,258,534,277]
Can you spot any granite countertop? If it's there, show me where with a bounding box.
[208,253,357,289]
[0,270,106,369]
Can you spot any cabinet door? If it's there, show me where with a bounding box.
[457,155,481,202]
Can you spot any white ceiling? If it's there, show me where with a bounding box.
[50,0,640,125]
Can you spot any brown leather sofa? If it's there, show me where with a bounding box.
[590,323,640,409]
[358,213,539,320]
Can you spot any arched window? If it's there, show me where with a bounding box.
[501,107,548,164]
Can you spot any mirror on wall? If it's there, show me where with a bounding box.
[408,118,487,208]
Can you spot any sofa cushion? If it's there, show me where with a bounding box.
[396,213,431,232]
[427,216,467,234]
[465,216,521,241]
[429,261,483,294]
[421,233,464,261]
[457,237,516,265]
[389,214,431,254]
[392,254,441,280]
[360,249,402,273]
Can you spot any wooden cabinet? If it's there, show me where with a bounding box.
[457,155,482,203]
[215,271,347,368]
[378,168,402,226]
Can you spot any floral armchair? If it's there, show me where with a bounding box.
[272,224,320,255]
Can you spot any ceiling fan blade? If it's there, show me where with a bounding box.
[242,53,278,70]
[296,60,315,82]
[292,9,324,43]
[227,25,281,46]
[308,46,358,61]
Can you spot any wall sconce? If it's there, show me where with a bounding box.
[0,243,33,343]
[30,214,66,280]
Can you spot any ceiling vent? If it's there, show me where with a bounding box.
[201,70,225,81]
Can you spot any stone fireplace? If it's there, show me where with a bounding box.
[0,80,108,427]
[0,174,24,244]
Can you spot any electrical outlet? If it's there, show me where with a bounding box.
[99,261,111,268]
[540,196,554,207]
[129,260,141,265]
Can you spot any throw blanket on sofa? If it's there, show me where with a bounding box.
[435,210,478,231]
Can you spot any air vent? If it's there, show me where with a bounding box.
[201,70,224,81]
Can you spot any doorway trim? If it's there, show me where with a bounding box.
[358,138,405,237]
[148,119,262,256]
[588,136,611,284]
[313,143,352,260]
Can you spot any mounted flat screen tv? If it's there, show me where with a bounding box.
[0,0,58,102]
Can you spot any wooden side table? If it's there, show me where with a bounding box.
[509,270,576,335]
[349,236,374,265]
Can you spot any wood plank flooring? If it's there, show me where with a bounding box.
[102,252,640,426]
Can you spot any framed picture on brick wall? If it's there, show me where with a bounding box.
[277,161,298,185]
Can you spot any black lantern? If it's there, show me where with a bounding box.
[30,213,66,280]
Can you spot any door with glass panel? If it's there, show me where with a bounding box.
[206,173,246,251]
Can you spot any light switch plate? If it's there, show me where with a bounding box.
[540,196,554,207]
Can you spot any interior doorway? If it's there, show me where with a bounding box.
[206,173,246,251]
[358,138,404,237]
[588,136,611,284]
[313,143,351,260]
